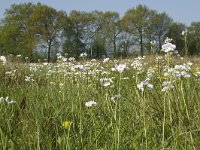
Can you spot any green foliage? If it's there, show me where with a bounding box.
[166,22,186,55]
[188,22,200,55]
[0,3,66,62]
[1,2,200,61]
[122,5,158,56]
[0,3,36,57]
[63,11,88,58]
[91,36,106,58]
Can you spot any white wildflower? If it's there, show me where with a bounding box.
[0,97,4,103]
[8,100,16,104]
[25,76,31,82]
[1,96,16,104]
[147,67,155,78]
[111,68,116,72]
[91,59,96,62]
[62,57,68,62]
[161,81,174,92]
[137,78,153,91]
[111,94,123,102]
[147,83,154,89]
[68,57,75,62]
[115,64,127,73]
[137,82,144,91]
[16,55,22,58]
[161,43,176,53]
[100,78,113,87]
[73,65,85,71]
[80,53,87,58]
[0,56,7,65]
[164,37,172,43]
[85,100,97,107]
[181,30,187,36]
[5,96,9,103]
[103,58,110,63]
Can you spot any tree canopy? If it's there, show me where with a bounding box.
[0,3,200,61]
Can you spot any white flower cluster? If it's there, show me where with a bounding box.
[181,30,187,36]
[25,76,35,82]
[79,53,87,58]
[0,56,7,65]
[5,70,17,78]
[161,37,176,53]
[161,81,174,92]
[68,57,76,62]
[131,57,145,72]
[100,78,113,87]
[0,96,16,104]
[137,78,154,92]
[85,100,97,107]
[103,58,110,63]
[73,64,86,71]
[146,67,155,78]
[163,62,192,79]
[111,94,123,102]
[115,64,127,73]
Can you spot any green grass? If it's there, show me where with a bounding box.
[1,55,200,149]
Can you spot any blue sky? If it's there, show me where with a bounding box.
[0,0,200,25]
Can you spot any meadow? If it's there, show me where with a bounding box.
[1,50,200,149]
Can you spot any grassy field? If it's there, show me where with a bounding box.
[1,54,200,149]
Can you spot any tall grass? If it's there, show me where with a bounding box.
[0,55,200,149]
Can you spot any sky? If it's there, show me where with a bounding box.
[0,0,200,25]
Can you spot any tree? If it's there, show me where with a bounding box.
[30,3,66,62]
[166,22,186,55]
[63,11,91,58]
[187,22,200,55]
[152,12,173,52]
[89,11,106,58]
[0,3,36,57]
[102,11,122,56]
[122,5,151,56]
[144,10,157,54]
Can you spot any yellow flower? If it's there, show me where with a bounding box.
[195,66,200,71]
[62,121,72,129]
[161,77,168,80]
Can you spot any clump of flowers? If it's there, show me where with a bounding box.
[115,64,127,73]
[163,62,192,79]
[25,76,35,82]
[111,94,123,102]
[85,100,97,107]
[62,121,72,129]
[103,58,110,63]
[99,78,113,87]
[79,53,87,58]
[68,57,76,62]
[137,78,154,92]
[131,57,145,73]
[146,67,155,78]
[161,81,174,92]
[194,66,200,77]
[161,37,176,53]
[181,30,187,36]
[0,56,7,65]
[0,96,16,104]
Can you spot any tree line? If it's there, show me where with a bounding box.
[0,2,200,62]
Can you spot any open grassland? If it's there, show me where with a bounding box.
[1,55,200,149]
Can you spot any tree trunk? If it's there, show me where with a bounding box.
[140,32,143,57]
[96,30,100,58]
[158,35,162,53]
[47,40,51,63]
[113,35,116,56]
